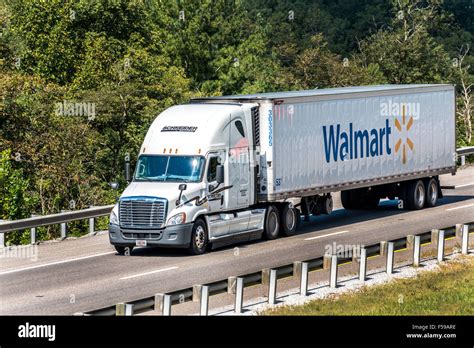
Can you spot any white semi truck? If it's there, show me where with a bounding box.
[109,84,456,254]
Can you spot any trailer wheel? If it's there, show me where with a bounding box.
[341,190,354,209]
[263,205,280,240]
[405,180,425,210]
[363,194,380,209]
[424,178,438,208]
[280,205,299,236]
[188,219,208,255]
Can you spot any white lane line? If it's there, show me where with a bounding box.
[455,182,474,188]
[446,203,474,211]
[119,266,178,280]
[0,251,116,276]
[304,230,350,241]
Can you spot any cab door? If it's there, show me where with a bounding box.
[205,152,229,238]
[228,115,250,209]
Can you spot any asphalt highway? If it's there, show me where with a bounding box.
[1,167,473,315]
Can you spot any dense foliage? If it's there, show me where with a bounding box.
[0,0,472,244]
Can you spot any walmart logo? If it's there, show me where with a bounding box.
[322,103,416,164]
[322,120,392,163]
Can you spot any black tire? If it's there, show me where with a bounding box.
[342,189,377,210]
[280,205,300,236]
[424,178,438,208]
[188,219,208,255]
[115,245,133,255]
[263,205,280,240]
[363,194,379,209]
[405,180,425,210]
[321,195,333,214]
[341,190,354,209]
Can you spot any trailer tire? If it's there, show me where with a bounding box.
[263,205,280,240]
[341,190,354,210]
[424,178,438,208]
[405,180,425,210]
[363,194,380,209]
[188,219,208,255]
[280,205,299,236]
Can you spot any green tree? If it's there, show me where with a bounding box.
[0,149,37,244]
[283,34,386,89]
[358,0,453,84]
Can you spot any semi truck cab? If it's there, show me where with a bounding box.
[109,102,269,254]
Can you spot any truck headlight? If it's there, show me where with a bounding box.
[110,207,119,225]
[167,213,186,226]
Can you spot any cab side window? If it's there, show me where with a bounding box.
[207,156,219,182]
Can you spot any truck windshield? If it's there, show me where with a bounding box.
[134,155,205,182]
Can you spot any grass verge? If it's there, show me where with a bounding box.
[264,256,474,315]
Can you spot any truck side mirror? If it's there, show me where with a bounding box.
[176,184,187,206]
[109,182,119,190]
[216,165,224,184]
[124,161,131,182]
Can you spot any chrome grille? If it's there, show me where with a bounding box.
[119,197,167,229]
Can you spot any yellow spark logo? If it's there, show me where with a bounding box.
[394,105,414,164]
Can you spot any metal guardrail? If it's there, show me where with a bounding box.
[0,205,114,247]
[81,222,473,316]
[457,146,474,166]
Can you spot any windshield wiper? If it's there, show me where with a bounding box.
[165,176,189,182]
[135,177,166,182]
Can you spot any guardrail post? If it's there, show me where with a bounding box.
[406,235,415,250]
[60,210,67,239]
[437,229,445,262]
[359,247,367,281]
[227,276,237,294]
[268,269,277,305]
[431,229,440,248]
[379,241,388,256]
[234,277,244,314]
[329,254,338,288]
[30,214,37,244]
[323,254,332,270]
[89,206,95,234]
[386,242,394,275]
[199,285,209,316]
[116,302,133,316]
[300,262,309,296]
[155,293,172,316]
[461,225,469,255]
[413,235,421,267]
[0,231,4,248]
[461,154,466,166]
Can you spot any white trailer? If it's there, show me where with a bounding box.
[109,84,456,254]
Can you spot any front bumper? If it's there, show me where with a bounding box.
[108,223,193,248]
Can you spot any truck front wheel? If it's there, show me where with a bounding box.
[264,205,280,240]
[188,219,208,255]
